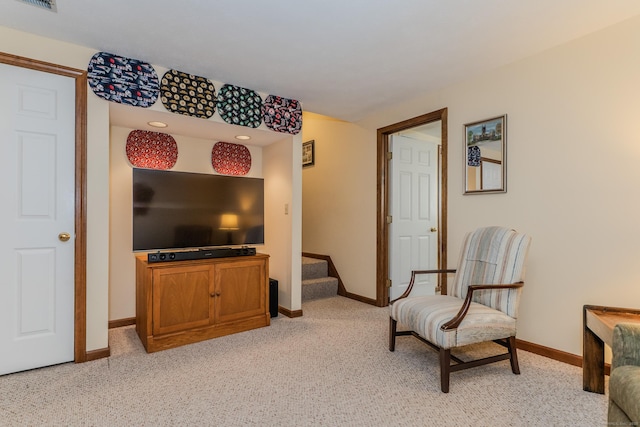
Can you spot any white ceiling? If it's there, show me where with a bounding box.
[3,0,640,126]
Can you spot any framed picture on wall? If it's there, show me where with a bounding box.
[302,140,315,167]
[464,115,506,194]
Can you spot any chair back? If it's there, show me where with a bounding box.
[448,226,531,318]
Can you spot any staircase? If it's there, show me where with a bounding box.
[302,256,339,300]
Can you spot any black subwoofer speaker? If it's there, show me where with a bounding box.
[269,278,278,318]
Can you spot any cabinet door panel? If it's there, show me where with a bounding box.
[152,265,213,335]
[214,259,266,324]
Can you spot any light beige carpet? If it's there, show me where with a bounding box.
[0,295,607,426]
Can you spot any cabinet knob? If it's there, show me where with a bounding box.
[210,292,221,298]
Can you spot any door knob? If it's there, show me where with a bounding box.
[430,227,438,232]
[58,232,71,242]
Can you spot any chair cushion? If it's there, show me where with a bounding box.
[390,295,517,349]
[609,365,640,422]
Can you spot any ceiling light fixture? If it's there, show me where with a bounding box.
[147,121,168,128]
[235,135,251,141]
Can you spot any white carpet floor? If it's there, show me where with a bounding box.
[0,295,608,426]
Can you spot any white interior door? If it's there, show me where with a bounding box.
[0,63,76,375]
[389,134,438,300]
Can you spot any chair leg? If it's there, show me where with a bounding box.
[439,348,451,393]
[389,318,397,351]
[507,336,520,374]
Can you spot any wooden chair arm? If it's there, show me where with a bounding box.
[389,269,457,304]
[440,282,524,330]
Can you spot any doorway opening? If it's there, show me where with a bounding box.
[375,108,448,306]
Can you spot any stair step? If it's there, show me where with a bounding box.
[302,276,339,300]
[302,256,329,281]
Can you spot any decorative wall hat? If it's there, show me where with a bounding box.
[262,95,302,135]
[87,52,159,107]
[160,69,216,119]
[216,84,263,128]
[126,130,178,169]
[211,141,252,176]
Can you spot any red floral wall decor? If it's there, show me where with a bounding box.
[126,130,178,169]
[211,141,252,176]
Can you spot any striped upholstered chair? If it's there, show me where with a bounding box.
[389,226,532,392]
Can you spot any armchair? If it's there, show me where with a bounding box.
[608,323,640,425]
[389,226,531,392]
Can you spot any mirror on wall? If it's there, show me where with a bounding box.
[464,115,506,194]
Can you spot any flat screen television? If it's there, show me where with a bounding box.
[132,168,264,251]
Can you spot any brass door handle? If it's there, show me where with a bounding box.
[58,232,71,242]
[430,227,438,232]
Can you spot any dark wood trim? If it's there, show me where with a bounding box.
[583,304,640,315]
[278,306,303,318]
[109,317,136,329]
[73,63,88,364]
[85,347,110,362]
[0,52,88,363]
[302,252,346,295]
[341,292,377,306]
[376,108,448,307]
[514,338,607,371]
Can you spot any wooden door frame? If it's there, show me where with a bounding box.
[0,52,88,362]
[376,108,448,306]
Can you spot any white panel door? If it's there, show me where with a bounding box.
[389,135,438,300]
[0,63,76,375]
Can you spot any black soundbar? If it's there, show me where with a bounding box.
[147,247,256,263]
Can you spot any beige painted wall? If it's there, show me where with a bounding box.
[301,113,377,299]
[0,26,111,351]
[263,136,303,312]
[354,15,640,356]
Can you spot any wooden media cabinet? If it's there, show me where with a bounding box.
[135,253,270,353]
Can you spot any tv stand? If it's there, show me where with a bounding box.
[135,253,270,353]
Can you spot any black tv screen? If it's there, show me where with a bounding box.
[132,168,264,251]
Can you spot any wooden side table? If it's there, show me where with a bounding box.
[583,305,640,393]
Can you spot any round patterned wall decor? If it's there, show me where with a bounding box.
[126,130,178,169]
[87,52,159,107]
[262,95,302,135]
[160,69,216,119]
[211,141,252,176]
[216,84,263,128]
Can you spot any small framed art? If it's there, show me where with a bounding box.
[464,115,506,194]
[302,140,315,167]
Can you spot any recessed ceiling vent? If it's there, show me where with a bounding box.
[16,0,57,12]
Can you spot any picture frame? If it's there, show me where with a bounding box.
[464,115,506,194]
[302,140,315,167]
